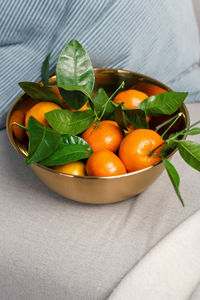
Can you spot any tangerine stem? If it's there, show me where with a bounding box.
[148,141,167,157]
[155,113,181,132]
[189,120,200,128]
[167,120,200,141]
[161,112,183,139]
[98,81,125,121]
[11,122,28,131]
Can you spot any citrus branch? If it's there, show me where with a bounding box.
[161,112,183,139]
[155,113,182,132]
[97,81,124,121]
[148,141,167,157]
[11,122,28,131]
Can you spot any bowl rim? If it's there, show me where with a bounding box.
[6,68,190,180]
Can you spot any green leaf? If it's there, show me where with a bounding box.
[39,144,91,166]
[50,84,95,112]
[177,140,200,171]
[18,82,64,107]
[41,52,51,86]
[183,128,200,136]
[39,134,92,166]
[167,122,200,142]
[60,134,92,147]
[92,88,108,111]
[58,87,88,110]
[50,84,94,110]
[124,109,149,129]
[92,88,114,117]
[138,92,188,116]
[115,104,128,130]
[56,39,94,110]
[162,157,184,206]
[45,109,95,135]
[25,117,60,165]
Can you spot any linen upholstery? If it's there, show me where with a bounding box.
[0,103,200,300]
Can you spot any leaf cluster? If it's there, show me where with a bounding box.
[15,39,200,206]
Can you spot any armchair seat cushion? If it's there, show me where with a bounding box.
[0,103,200,300]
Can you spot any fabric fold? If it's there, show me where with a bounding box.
[108,209,200,300]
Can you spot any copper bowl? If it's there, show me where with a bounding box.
[6,68,189,204]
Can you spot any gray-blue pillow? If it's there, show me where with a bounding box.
[0,0,200,128]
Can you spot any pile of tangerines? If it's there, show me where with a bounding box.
[10,87,166,177]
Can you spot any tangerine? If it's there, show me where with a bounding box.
[113,89,148,108]
[54,161,86,176]
[113,89,150,122]
[9,98,38,142]
[131,82,167,97]
[119,129,165,172]
[25,101,62,128]
[69,102,89,111]
[50,87,63,100]
[86,150,127,177]
[81,120,124,152]
[76,102,89,111]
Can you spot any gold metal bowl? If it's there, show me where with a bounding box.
[6,68,189,204]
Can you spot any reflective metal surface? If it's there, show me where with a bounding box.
[6,68,189,204]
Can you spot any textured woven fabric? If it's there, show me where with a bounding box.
[108,209,200,300]
[0,0,200,128]
[0,103,200,300]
